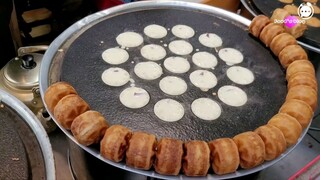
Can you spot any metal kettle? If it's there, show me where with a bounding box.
[0,46,56,132]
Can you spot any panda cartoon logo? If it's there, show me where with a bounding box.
[298,2,314,19]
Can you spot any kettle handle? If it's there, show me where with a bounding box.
[17,45,49,56]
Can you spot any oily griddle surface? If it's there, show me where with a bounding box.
[251,0,320,48]
[61,8,287,141]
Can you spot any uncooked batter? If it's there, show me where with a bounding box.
[154,98,185,122]
[101,67,130,87]
[159,76,187,95]
[119,87,150,109]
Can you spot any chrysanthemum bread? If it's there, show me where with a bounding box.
[126,132,157,170]
[286,60,315,80]
[154,138,184,175]
[286,85,318,111]
[287,72,317,91]
[254,125,287,161]
[259,23,285,47]
[182,140,210,176]
[278,45,308,68]
[233,131,265,169]
[100,125,132,162]
[279,99,314,129]
[44,81,77,113]
[71,110,109,146]
[248,15,271,38]
[208,138,240,175]
[268,113,302,147]
[270,33,297,56]
[53,94,90,129]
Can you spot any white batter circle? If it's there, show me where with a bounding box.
[191,98,222,120]
[116,32,143,48]
[218,48,244,65]
[168,40,193,55]
[154,99,185,122]
[101,48,129,65]
[119,87,150,109]
[134,61,163,80]
[144,24,167,39]
[101,67,130,87]
[218,85,248,107]
[198,33,223,48]
[189,70,218,91]
[159,76,187,96]
[171,24,195,39]
[163,56,190,74]
[226,66,254,85]
[140,44,167,61]
[192,51,218,69]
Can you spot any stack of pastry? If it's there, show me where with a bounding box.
[44,82,109,146]
[42,14,317,178]
[249,13,317,161]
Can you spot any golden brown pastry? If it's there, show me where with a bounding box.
[233,131,265,169]
[303,0,318,3]
[278,44,308,68]
[53,94,90,130]
[270,33,297,56]
[283,5,298,15]
[126,132,157,170]
[44,81,77,114]
[254,125,287,161]
[154,138,183,175]
[71,110,109,146]
[100,125,132,162]
[259,23,286,47]
[279,0,293,3]
[270,8,290,23]
[183,140,210,176]
[284,16,307,39]
[286,85,318,111]
[279,99,314,129]
[313,5,320,14]
[306,17,320,27]
[249,15,271,38]
[286,60,315,80]
[287,71,317,91]
[208,138,239,175]
[268,113,302,147]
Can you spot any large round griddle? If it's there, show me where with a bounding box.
[60,8,286,141]
[242,0,320,52]
[39,1,310,179]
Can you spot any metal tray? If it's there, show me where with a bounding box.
[39,1,310,179]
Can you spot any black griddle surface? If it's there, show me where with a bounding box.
[251,0,320,49]
[0,103,46,179]
[0,105,29,180]
[61,8,287,141]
